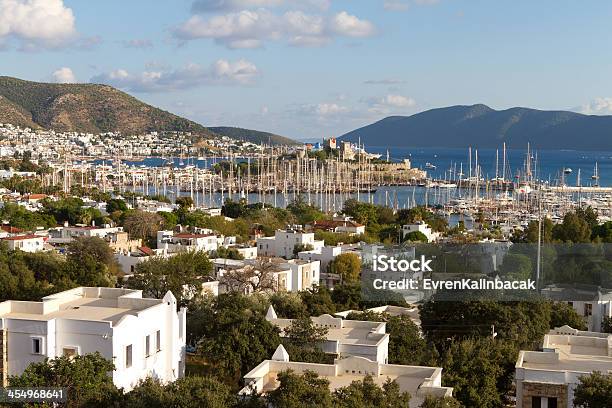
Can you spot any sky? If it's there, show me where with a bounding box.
[2,0,612,141]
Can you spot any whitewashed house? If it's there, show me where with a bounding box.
[0,287,186,391]
[1,235,46,253]
[257,227,324,259]
[401,221,440,242]
[266,305,389,363]
[240,345,453,407]
[515,326,612,408]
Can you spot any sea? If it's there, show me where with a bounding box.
[105,146,611,215]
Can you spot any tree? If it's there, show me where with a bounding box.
[553,211,592,243]
[328,253,362,283]
[346,311,432,366]
[550,301,587,330]
[441,338,517,408]
[283,317,330,364]
[175,196,194,210]
[499,253,533,280]
[9,352,120,407]
[333,376,411,408]
[126,251,212,306]
[122,376,238,408]
[123,210,163,241]
[404,231,428,243]
[267,370,333,408]
[293,243,314,257]
[220,258,279,294]
[191,293,281,382]
[269,292,308,319]
[299,285,336,316]
[419,396,462,408]
[106,198,128,214]
[573,372,612,408]
[65,236,118,287]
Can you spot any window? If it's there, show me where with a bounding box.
[531,397,541,408]
[156,330,161,352]
[125,345,132,368]
[31,337,43,354]
[585,303,593,317]
[63,347,78,358]
[549,397,558,408]
[145,335,151,357]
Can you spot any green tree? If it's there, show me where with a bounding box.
[404,231,428,243]
[573,372,612,408]
[333,376,411,408]
[553,211,592,243]
[190,293,281,382]
[126,251,212,306]
[328,253,362,283]
[106,198,128,214]
[9,353,120,407]
[267,370,333,408]
[550,301,587,330]
[282,317,330,363]
[499,253,533,280]
[441,338,517,408]
[419,396,462,408]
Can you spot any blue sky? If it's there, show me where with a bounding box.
[1,0,612,140]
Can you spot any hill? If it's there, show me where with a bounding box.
[0,76,215,137]
[209,126,299,146]
[340,104,612,150]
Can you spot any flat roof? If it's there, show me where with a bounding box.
[0,287,164,326]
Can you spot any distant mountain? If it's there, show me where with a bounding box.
[0,76,215,137]
[340,104,612,150]
[209,126,299,146]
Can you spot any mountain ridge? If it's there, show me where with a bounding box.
[340,104,612,150]
[0,76,299,146]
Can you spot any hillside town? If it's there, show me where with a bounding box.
[0,129,611,407]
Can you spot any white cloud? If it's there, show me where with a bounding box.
[299,102,350,117]
[366,94,416,114]
[330,11,375,37]
[174,9,375,49]
[91,59,259,93]
[52,67,76,83]
[192,0,329,12]
[579,98,612,115]
[0,0,77,49]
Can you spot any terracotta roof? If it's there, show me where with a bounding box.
[1,226,23,233]
[138,246,154,256]
[25,194,48,200]
[2,234,44,241]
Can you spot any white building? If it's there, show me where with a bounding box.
[1,235,46,253]
[47,225,122,245]
[266,306,389,364]
[216,259,320,294]
[0,287,186,391]
[542,286,612,332]
[515,326,612,408]
[298,245,343,272]
[257,228,324,259]
[240,345,453,407]
[401,222,440,242]
[311,218,366,236]
[156,230,220,254]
